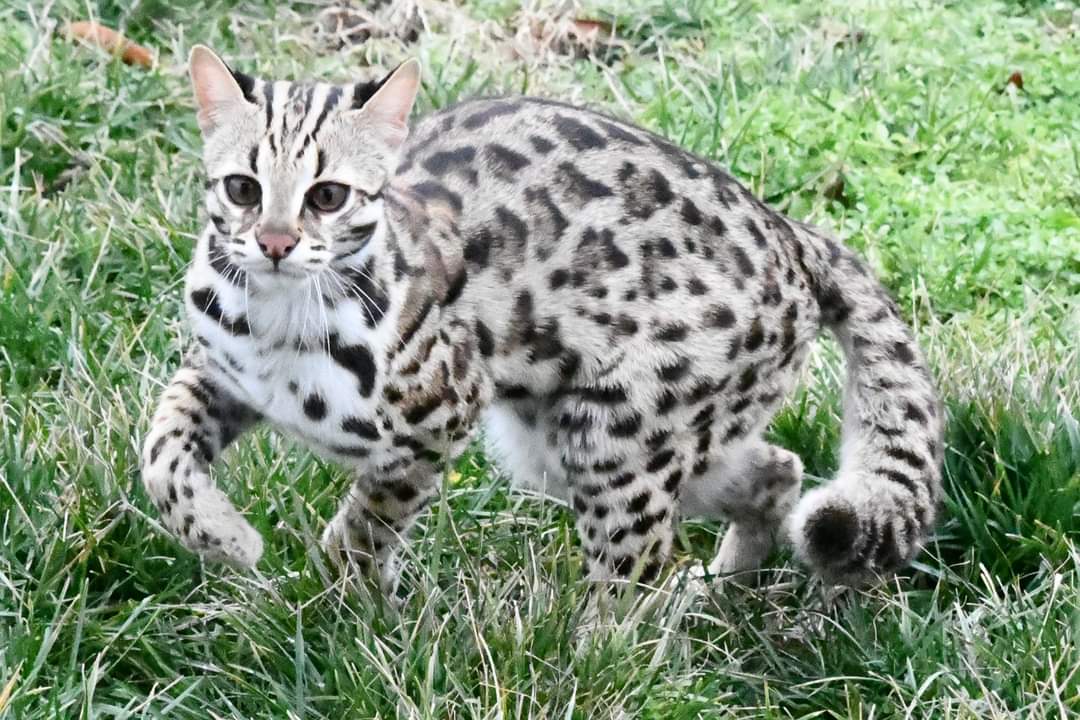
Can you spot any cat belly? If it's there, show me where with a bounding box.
[482,402,569,502]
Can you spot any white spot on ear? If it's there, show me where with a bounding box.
[189,45,250,135]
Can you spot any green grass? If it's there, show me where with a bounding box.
[2,0,1078,716]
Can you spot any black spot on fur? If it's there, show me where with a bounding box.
[529,135,555,154]
[463,228,492,267]
[342,416,381,440]
[651,135,702,178]
[598,120,646,146]
[389,481,419,502]
[328,334,377,397]
[745,218,767,248]
[615,315,638,336]
[744,317,765,351]
[462,101,519,129]
[736,366,757,392]
[557,162,613,203]
[148,435,167,465]
[485,143,531,178]
[680,198,703,225]
[422,146,478,182]
[905,401,928,425]
[189,288,250,335]
[403,395,443,425]
[653,322,689,342]
[602,230,630,268]
[687,278,708,295]
[609,413,642,437]
[703,304,736,329]
[663,469,682,494]
[575,384,628,405]
[893,342,916,364]
[731,246,755,277]
[648,170,674,205]
[878,467,917,492]
[886,446,926,470]
[817,285,851,324]
[553,114,607,151]
[658,356,691,383]
[303,393,327,420]
[475,320,495,357]
[443,268,468,305]
[645,449,674,473]
[656,390,678,414]
[730,396,752,414]
[524,186,570,260]
[656,237,677,258]
[411,181,463,212]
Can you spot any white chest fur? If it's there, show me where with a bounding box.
[185,236,403,464]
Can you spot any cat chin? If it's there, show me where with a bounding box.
[245,264,318,289]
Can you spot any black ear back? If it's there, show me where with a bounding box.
[227,66,258,104]
[350,64,396,110]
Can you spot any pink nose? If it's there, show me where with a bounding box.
[256,232,298,261]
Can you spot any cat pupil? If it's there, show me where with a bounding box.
[308,182,347,212]
[224,175,259,206]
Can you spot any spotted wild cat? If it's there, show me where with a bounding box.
[140,46,944,594]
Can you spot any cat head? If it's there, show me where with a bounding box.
[188,45,420,280]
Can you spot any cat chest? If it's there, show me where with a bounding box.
[193,302,402,464]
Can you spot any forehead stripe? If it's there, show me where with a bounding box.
[261,80,274,130]
[296,86,343,159]
[309,86,342,140]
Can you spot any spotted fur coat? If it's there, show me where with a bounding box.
[140,47,944,594]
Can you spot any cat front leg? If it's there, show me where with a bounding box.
[141,360,262,567]
[321,457,441,598]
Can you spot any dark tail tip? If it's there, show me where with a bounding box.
[804,502,859,566]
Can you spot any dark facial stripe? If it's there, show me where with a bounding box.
[248,146,258,174]
[207,235,246,285]
[308,86,342,142]
[334,222,378,258]
[262,80,275,130]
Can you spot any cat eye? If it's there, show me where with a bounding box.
[224,175,261,207]
[306,182,350,213]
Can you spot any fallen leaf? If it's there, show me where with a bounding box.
[64,21,154,68]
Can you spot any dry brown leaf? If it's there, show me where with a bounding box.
[64,20,154,68]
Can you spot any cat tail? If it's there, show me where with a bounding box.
[787,232,944,583]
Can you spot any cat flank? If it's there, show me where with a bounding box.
[140,46,944,596]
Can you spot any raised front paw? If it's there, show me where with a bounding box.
[149,472,264,569]
[184,505,264,569]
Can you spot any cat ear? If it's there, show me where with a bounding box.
[358,59,421,149]
[189,45,253,134]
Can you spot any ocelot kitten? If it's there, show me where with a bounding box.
[141,46,944,593]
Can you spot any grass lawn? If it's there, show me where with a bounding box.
[2,0,1079,717]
